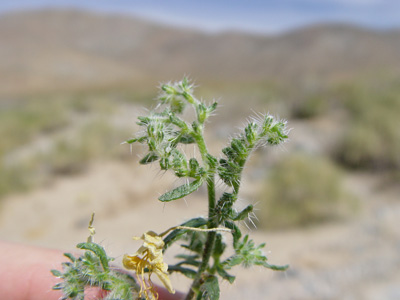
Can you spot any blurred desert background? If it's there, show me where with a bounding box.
[0,4,400,300]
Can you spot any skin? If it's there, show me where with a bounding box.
[0,240,184,300]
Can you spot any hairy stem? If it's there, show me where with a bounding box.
[186,119,217,300]
[232,158,247,196]
[185,176,218,300]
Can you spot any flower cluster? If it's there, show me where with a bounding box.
[123,231,175,300]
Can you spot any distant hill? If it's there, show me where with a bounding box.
[1,9,400,95]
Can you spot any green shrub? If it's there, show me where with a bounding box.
[334,83,400,170]
[291,93,328,119]
[0,163,32,199]
[336,116,400,169]
[42,120,130,175]
[258,153,355,229]
[0,99,68,156]
[0,119,130,200]
[0,94,135,199]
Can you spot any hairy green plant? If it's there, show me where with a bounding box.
[52,78,289,300]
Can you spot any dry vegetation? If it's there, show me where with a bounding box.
[1,9,399,229]
[258,153,356,229]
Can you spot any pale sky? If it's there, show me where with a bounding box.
[0,0,399,33]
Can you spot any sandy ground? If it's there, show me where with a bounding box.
[0,160,399,300]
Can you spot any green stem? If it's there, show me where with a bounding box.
[194,127,208,164]
[184,102,221,299]
[232,155,249,196]
[185,176,218,300]
[206,176,217,222]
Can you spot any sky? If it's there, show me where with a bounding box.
[0,0,399,34]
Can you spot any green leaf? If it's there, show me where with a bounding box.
[168,265,197,279]
[50,269,63,277]
[216,265,235,284]
[169,114,187,128]
[207,102,218,114]
[232,204,253,221]
[179,134,195,144]
[53,241,142,300]
[139,152,159,164]
[222,147,237,161]
[200,275,220,300]
[189,158,200,175]
[262,262,289,271]
[76,242,110,272]
[222,234,288,272]
[63,252,76,262]
[159,178,203,202]
[230,138,247,157]
[163,217,208,250]
[124,138,138,144]
[197,103,208,123]
[171,149,187,174]
[52,282,63,290]
[206,154,218,169]
[161,84,177,95]
[223,256,242,268]
[181,230,207,254]
[244,122,258,145]
[218,158,241,187]
[137,116,151,126]
[212,234,226,258]
[174,254,201,267]
[224,221,242,248]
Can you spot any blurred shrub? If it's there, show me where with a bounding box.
[258,153,356,229]
[0,93,138,199]
[0,118,130,199]
[291,92,328,119]
[42,119,130,175]
[334,83,400,170]
[0,163,32,199]
[0,99,68,156]
[0,100,68,198]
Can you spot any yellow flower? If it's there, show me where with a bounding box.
[123,226,231,299]
[123,231,175,300]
